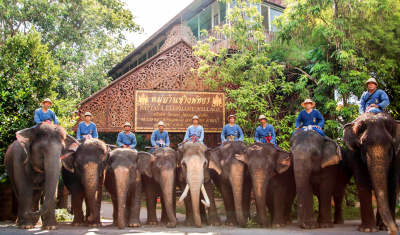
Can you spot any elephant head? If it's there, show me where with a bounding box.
[343,112,399,234]
[177,142,211,228]
[142,147,177,228]
[235,142,291,227]
[107,149,154,229]
[16,123,79,217]
[62,138,108,223]
[290,130,342,228]
[208,141,248,227]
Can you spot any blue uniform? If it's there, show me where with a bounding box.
[221,124,243,142]
[117,131,137,150]
[76,122,98,140]
[150,129,170,153]
[294,109,325,137]
[255,124,277,148]
[34,108,59,125]
[184,125,204,143]
[359,89,390,114]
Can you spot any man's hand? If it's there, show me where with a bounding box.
[370,104,379,108]
[123,145,129,148]
[223,141,228,144]
[183,140,187,143]
[166,145,169,147]
[296,127,300,130]
[315,126,322,129]
[154,145,158,149]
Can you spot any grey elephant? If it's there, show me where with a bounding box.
[208,141,252,228]
[5,123,79,229]
[61,138,108,227]
[104,149,154,229]
[177,142,221,227]
[344,112,400,235]
[290,130,352,229]
[141,147,178,228]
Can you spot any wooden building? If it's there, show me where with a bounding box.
[74,0,285,146]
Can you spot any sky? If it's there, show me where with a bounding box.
[123,0,194,48]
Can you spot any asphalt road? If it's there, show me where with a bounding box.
[1,219,400,235]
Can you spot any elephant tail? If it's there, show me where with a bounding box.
[26,206,47,216]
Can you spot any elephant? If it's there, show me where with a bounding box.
[177,142,221,227]
[104,149,154,229]
[4,123,79,229]
[235,142,296,228]
[61,138,108,227]
[141,147,178,228]
[290,130,352,229]
[208,141,252,228]
[343,112,400,235]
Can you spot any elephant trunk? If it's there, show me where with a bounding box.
[159,168,177,227]
[83,163,101,223]
[188,175,203,228]
[114,167,130,229]
[229,163,246,228]
[252,170,269,226]
[367,151,397,234]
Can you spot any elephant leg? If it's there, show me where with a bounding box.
[353,155,378,232]
[271,184,286,228]
[317,181,334,228]
[204,180,221,226]
[111,197,118,225]
[127,183,142,227]
[333,195,344,224]
[284,184,296,224]
[71,189,85,226]
[242,176,252,221]
[160,194,169,223]
[179,180,195,226]
[87,175,103,227]
[266,190,274,222]
[16,182,34,229]
[31,189,42,226]
[219,181,237,226]
[144,184,158,225]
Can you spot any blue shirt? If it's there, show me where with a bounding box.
[184,125,204,142]
[117,132,137,149]
[296,109,324,129]
[34,108,59,125]
[151,129,170,148]
[359,89,390,114]
[255,124,277,147]
[76,122,98,140]
[221,124,243,142]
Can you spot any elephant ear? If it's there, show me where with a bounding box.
[177,145,184,168]
[136,152,155,173]
[62,153,75,172]
[343,123,359,152]
[208,148,222,175]
[61,134,80,160]
[321,138,342,169]
[235,150,248,165]
[275,149,291,174]
[16,126,36,159]
[395,122,400,158]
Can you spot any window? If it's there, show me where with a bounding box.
[261,5,269,30]
[130,60,137,70]
[187,14,199,38]
[117,72,122,78]
[212,2,220,26]
[269,8,283,31]
[147,45,158,58]
[199,6,212,33]
[158,40,165,50]
[138,54,147,65]
[123,66,129,74]
[220,2,227,23]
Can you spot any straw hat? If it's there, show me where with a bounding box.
[258,115,267,120]
[124,122,132,127]
[41,98,53,106]
[158,121,165,126]
[84,112,92,117]
[192,116,199,120]
[301,99,315,108]
[228,114,236,120]
[365,78,378,86]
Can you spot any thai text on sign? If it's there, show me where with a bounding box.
[134,90,225,133]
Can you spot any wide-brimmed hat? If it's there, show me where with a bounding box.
[158,121,165,126]
[366,78,378,86]
[258,115,267,120]
[301,99,315,108]
[41,98,53,106]
[124,122,131,127]
[228,114,236,120]
[84,112,92,117]
[192,116,199,120]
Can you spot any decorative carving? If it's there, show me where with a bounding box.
[160,25,197,52]
[76,92,108,128]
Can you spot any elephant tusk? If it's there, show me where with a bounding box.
[179,184,189,202]
[201,184,210,208]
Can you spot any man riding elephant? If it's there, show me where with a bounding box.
[183,116,205,145]
[76,112,98,140]
[150,121,170,153]
[255,114,277,148]
[359,77,390,115]
[34,98,59,125]
[117,122,137,151]
[221,114,243,145]
[294,98,325,137]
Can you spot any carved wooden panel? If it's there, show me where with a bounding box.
[160,25,197,52]
[181,43,210,91]
[76,92,108,127]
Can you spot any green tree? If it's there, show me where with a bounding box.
[0,29,58,174]
[0,0,142,100]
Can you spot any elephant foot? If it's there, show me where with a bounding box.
[271,221,286,228]
[127,219,141,227]
[319,221,334,228]
[224,218,238,226]
[285,218,292,224]
[146,220,158,225]
[42,220,59,230]
[167,221,178,228]
[17,221,35,229]
[161,217,169,223]
[299,220,319,229]
[334,218,344,224]
[207,215,222,226]
[184,218,196,226]
[72,222,86,227]
[358,223,379,233]
[87,222,102,227]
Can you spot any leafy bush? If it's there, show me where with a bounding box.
[55,209,74,222]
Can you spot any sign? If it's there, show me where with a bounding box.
[134,90,225,133]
